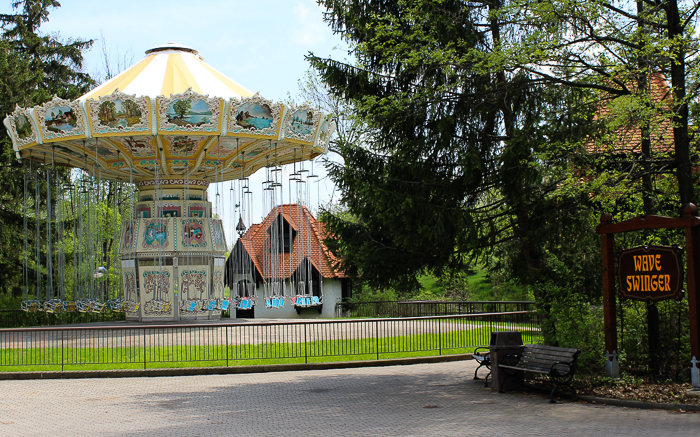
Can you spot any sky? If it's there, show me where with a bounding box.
[2,0,350,246]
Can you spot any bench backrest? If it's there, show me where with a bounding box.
[518,344,581,375]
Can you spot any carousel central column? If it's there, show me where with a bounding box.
[119,178,228,322]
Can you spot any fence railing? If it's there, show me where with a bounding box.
[335,300,537,318]
[0,311,540,371]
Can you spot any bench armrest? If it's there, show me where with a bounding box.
[473,347,490,356]
[549,361,574,377]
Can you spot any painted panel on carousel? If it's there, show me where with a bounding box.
[315,115,335,153]
[158,202,181,217]
[208,137,257,159]
[121,261,139,312]
[111,135,155,157]
[282,104,321,144]
[140,218,171,251]
[157,89,223,134]
[120,221,139,252]
[164,135,207,157]
[140,267,174,317]
[181,218,208,248]
[169,159,192,174]
[135,204,151,218]
[228,95,284,139]
[212,261,225,315]
[86,139,120,160]
[7,106,38,150]
[188,203,207,218]
[210,219,227,252]
[87,92,151,137]
[179,267,209,313]
[35,96,86,143]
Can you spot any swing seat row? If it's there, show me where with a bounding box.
[265,296,285,309]
[292,295,322,307]
[180,298,231,312]
[21,299,111,314]
[236,297,256,310]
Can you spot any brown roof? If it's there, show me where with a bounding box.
[586,71,675,154]
[235,204,347,281]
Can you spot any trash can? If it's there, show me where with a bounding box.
[489,331,524,392]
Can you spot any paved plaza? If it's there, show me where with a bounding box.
[1,360,698,436]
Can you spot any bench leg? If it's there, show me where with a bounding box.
[549,384,558,403]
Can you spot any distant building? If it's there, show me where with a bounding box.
[587,71,674,156]
[224,204,351,318]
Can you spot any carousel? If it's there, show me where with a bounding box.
[4,43,334,322]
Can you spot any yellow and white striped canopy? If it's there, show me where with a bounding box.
[4,43,335,183]
[80,43,254,101]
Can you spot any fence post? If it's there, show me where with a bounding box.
[376,320,380,360]
[304,323,308,364]
[438,318,442,356]
[226,325,229,367]
[143,327,147,370]
[61,330,64,372]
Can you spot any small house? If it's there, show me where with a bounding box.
[224,204,351,318]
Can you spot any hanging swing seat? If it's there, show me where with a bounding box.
[218,299,230,311]
[90,301,106,313]
[205,299,217,311]
[181,299,199,312]
[106,299,124,312]
[292,295,323,308]
[237,297,256,310]
[21,300,41,312]
[43,299,64,313]
[123,300,140,312]
[76,300,91,313]
[264,296,285,309]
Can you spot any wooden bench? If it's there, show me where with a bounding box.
[498,344,581,403]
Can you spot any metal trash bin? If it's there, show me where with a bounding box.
[489,331,524,392]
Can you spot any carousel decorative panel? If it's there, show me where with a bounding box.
[139,218,173,252]
[179,266,209,312]
[140,267,174,317]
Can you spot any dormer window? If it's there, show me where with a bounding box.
[268,214,296,253]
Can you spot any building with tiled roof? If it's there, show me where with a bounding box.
[586,71,675,155]
[224,204,351,318]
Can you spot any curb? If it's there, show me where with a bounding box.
[523,383,700,412]
[0,353,473,380]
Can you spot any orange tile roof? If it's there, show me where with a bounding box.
[586,71,675,154]
[234,204,348,282]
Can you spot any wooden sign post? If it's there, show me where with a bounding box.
[596,204,700,387]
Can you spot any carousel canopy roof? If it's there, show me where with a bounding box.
[81,43,254,101]
[3,43,334,185]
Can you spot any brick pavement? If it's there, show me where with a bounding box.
[1,360,698,436]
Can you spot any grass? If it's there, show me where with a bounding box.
[0,327,513,372]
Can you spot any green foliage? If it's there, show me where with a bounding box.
[542,285,606,373]
[0,1,94,301]
[617,300,690,379]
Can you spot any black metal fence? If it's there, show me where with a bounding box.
[335,300,537,318]
[0,309,126,329]
[0,311,540,371]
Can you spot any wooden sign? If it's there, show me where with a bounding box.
[617,245,683,302]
